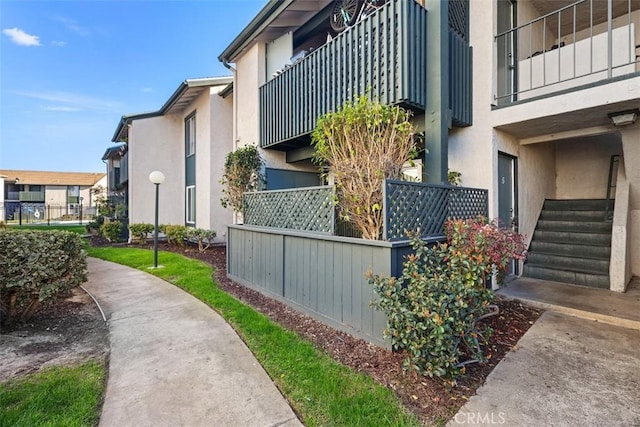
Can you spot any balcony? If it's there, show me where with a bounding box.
[119,152,129,186]
[259,0,428,150]
[19,191,45,202]
[495,0,640,105]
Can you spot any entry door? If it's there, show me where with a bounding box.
[498,152,518,275]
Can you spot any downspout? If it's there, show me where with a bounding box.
[222,60,239,152]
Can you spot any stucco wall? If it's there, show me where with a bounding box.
[555,135,622,199]
[128,116,183,226]
[208,88,234,241]
[620,126,640,275]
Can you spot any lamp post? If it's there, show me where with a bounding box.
[79,196,84,225]
[149,171,165,268]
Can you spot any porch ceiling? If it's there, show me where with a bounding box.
[255,0,332,43]
[530,0,640,38]
[495,99,640,141]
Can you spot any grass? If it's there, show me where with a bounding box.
[7,224,87,234]
[86,246,419,426]
[0,361,106,427]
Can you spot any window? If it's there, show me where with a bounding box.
[186,185,195,225]
[185,113,196,157]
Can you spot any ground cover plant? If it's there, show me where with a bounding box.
[86,245,419,426]
[0,361,105,427]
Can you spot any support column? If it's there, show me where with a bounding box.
[424,0,450,184]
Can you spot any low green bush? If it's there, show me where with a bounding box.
[161,224,188,246]
[86,215,105,234]
[0,229,87,324]
[100,221,123,242]
[128,223,154,244]
[185,228,217,252]
[369,217,526,382]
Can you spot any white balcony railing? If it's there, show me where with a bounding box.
[495,0,639,104]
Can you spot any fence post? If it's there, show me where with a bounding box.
[382,180,388,241]
[18,202,22,226]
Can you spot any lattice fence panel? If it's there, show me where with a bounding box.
[243,186,335,234]
[384,180,450,240]
[448,187,489,220]
[448,0,469,42]
[384,180,488,241]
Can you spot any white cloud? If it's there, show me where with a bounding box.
[53,16,90,36]
[17,91,124,112]
[51,40,67,47]
[140,87,153,93]
[43,105,81,112]
[2,27,41,46]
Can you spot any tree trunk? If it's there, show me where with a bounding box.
[20,296,41,323]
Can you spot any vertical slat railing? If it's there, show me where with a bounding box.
[259,0,428,149]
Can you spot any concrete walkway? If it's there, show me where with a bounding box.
[84,257,302,427]
[449,311,640,426]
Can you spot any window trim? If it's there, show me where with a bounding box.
[185,185,196,225]
[185,112,196,157]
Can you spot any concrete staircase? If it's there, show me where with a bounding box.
[523,199,612,289]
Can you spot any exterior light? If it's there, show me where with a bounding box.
[148,171,165,268]
[608,109,639,127]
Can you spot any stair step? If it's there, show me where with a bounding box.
[529,241,611,260]
[543,199,611,211]
[539,210,609,222]
[535,220,612,233]
[523,265,609,289]
[527,253,609,274]
[532,230,612,246]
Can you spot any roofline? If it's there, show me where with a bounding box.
[218,0,295,63]
[159,76,233,112]
[218,82,234,99]
[101,143,126,161]
[111,76,233,142]
[111,111,163,142]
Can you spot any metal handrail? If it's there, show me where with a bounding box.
[494,0,585,40]
[604,154,620,222]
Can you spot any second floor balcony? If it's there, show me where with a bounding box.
[18,191,45,202]
[495,0,640,106]
[259,0,428,150]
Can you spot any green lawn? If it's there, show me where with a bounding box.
[0,361,105,427]
[7,224,87,234]
[87,246,419,426]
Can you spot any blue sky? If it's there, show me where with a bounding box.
[0,0,266,173]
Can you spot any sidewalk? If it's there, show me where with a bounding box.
[84,257,302,427]
[448,311,640,426]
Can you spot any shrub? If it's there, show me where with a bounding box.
[161,224,188,246]
[0,229,87,324]
[369,217,527,381]
[220,145,264,213]
[101,221,123,242]
[186,228,217,253]
[128,223,154,244]
[312,95,417,240]
[86,215,105,234]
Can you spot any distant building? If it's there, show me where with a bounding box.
[0,169,106,222]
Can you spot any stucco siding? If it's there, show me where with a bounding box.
[128,116,183,226]
[555,136,622,200]
[209,88,234,240]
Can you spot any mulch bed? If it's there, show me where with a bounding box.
[94,238,542,425]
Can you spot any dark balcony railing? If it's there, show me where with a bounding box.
[259,0,428,149]
[119,152,129,185]
[19,191,45,202]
